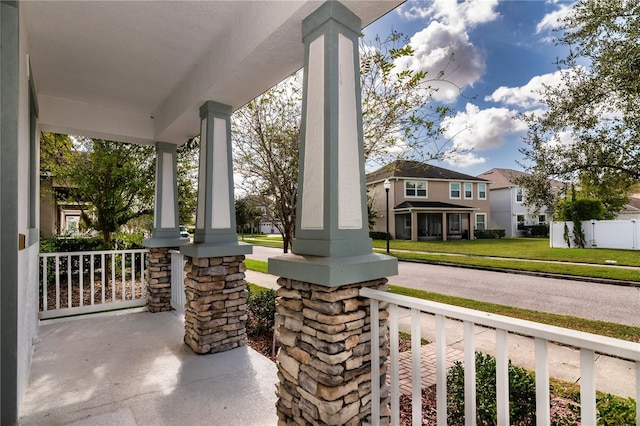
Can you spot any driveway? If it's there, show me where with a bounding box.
[248,245,640,327]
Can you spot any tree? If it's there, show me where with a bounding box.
[233,76,301,252]
[360,31,453,165]
[232,32,456,252]
[556,187,605,248]
[177,137,199,227]
[235,197,262,239]
[43,135,155,246]
[519,0,640,217]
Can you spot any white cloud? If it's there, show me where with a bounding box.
[536,2,574,34]
[443,150,487,167]
[394,22,485,102]
[444,103,527,149]
[393,0,500,103]
[398,0,499,31]
[441,103,527,167]
[485,67,587,109]
[484,70,566,108]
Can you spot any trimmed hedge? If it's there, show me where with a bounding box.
[474,229,506,239]
[39,234,144,253]
[247,287,277,335]
[447,352,536,425]
[529,224,549,237]
[370,231,391,240]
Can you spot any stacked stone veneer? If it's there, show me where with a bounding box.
[275,277,390,425]
[147,247,173,313]
[183,255,248,354]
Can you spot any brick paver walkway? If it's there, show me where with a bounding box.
[397,344,465,396]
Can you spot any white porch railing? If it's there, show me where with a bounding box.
[362,288,640,426]
[170,249,186,313]
[39,249,149,320]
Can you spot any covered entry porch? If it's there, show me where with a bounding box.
[394,202,480,241]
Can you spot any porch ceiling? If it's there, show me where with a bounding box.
[23,1,402,146]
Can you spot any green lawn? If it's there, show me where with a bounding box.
[242,235,284,249]
[388,285,640,342]
[242,236,640,282]
[393,251,640,282]
[244,260,640,341]
[371,238,640,267]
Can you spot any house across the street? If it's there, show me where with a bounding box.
[477,168,565,238]
[367,160,491,241]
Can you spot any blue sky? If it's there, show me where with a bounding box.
[362,0,575,177]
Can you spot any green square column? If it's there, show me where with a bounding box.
[181,101,251,258]
[269,1,396,286]
[143,141,186,248]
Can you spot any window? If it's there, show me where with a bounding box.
[478,183,487,200]
[517,214,525,230]
[450,182,461,199]
[476,213,486,231]
[538,214,546,224]
[405,180,427,197]
[516,188,523,203]
[464,183,473,199]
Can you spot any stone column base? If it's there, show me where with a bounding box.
[147,247,172,313]
[183,255,248,354]
[275,277,390,425]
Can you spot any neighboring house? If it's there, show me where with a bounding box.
[367,160,491,241]
[40,176,85,237]
[477,168,564,237]
[258,220,280,235]
[616,193,640,220]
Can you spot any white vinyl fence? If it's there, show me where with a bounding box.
[363,288,640,426]
[39,249,148,319]
[550,220,639,249]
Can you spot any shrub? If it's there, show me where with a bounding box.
[370,231,391,240]
[563,222,571,248]
[474,229,506,239]
[50,236,104,252]
[447,352,536,426]
[596,393,636,425]
[111,232,145,250]
[530,224,549,237]
[247,287,277,335]
[39,237,57,253]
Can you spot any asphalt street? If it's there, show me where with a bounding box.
[247,245,640,327]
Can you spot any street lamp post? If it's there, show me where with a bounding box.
[384,179,391,253]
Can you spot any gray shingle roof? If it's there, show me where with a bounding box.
[477,168,566,190]
[366,160,489,183]
[394,201,478,210]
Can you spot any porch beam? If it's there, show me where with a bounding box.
[180,101,251,258]
[410,211,418,242]
[442,212,447,241]
[269,0,396,286]
[144,141,186,248]
[270,2,397,425]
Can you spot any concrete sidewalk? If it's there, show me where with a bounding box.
[245,270,637,398]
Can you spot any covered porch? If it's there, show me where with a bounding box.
[393,202,479,241]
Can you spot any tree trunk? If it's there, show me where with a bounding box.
[282,232,290,254]
[102,231,111,248]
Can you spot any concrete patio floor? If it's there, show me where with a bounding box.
[19,311,278,425]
